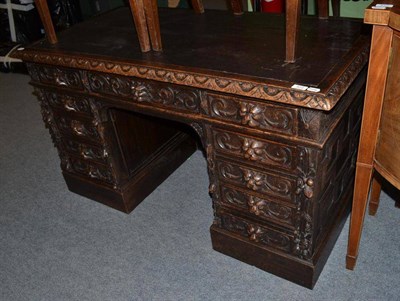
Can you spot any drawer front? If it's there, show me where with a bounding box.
[63,140,108,164]
[206,93,298,135]
[217,210,295,254]
[42,90,93,117]
[28,64,84,91]
[216,160,296,204]
[212,129,299,172]
[54,114,101,143]
[220,185,298,228]
[67,157,114,185]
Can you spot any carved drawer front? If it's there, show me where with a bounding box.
[67,157,115,185]
[217,210,295,254]
[53,114,101,143]
[212,129,299,172]
[216,160,296,203]
[28,64,84,90]
[220,185,298,228]
[63,140,108,164]
[42,90,92,117]
[206,93,297,135]
[86,71,201,113]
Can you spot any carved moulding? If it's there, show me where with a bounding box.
[16,46,369,110]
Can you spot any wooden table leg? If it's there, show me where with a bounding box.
[317,0,328,19]
[229,0,244,15]
[285,0,301,63]
[128,0,151,52]
[332,0,340,17]
[34,0,57,44]
[143,0,162,51]
[346,25,393,270]
[368,176,382,216]
[191,0,205,14]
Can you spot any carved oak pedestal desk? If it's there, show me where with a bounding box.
[13,8,369,288]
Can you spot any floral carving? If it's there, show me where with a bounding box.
[244,170,263,191]
[218,162,292,200]
[86,72,201,112]
[242,138,264,161]
[213,130,294,170]
[219,213,292,252]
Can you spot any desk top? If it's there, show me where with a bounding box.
[13,8,370,111]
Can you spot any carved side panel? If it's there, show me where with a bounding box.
[207,93,297,135]
[33,88,71,172]
[34,86,119,187]
[315,93,363,246]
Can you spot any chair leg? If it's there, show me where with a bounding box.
[346,25,393,270]
[191,0,205,14]
[128,0,151,52]
[229,0,244,15]
[317,0,328,19]
[368,175,382,216]
[331,0,340,17]
[143,0,162,51]
[285,0,301,63]
[34,0,57,44]
[346,164,373,270]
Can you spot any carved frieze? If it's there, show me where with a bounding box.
[18,46,369,110]
[213,130,296,171]
[208,94,297,135]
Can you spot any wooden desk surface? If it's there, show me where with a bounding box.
[14,8,370,111]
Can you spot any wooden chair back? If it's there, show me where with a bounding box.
[346,2,400,270]
[34,0,336,63]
